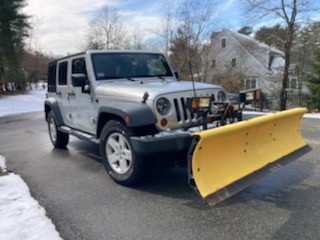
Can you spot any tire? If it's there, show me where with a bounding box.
[47,111,69,148]
[100,120,144,186]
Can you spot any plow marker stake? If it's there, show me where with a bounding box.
[189,108,311,206]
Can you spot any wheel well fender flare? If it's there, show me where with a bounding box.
[97,104,156,137]
[44,99,64,126]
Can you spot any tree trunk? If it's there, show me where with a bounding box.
[280,8,296,110]
[280,47,290,110]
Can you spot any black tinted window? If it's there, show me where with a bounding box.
[72,58,87,74]
[58,61,68,85]
[47,63,57,92]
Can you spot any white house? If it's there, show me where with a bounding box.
[204,28,303,96]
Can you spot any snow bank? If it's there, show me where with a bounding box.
[0,155,5,173]
[0,156,62,240]
[0,90,46,117]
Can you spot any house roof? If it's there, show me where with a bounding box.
[218,29,285,70]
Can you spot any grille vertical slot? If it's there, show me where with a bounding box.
[173,97,194,123]
[173,99,181,122]
[181,98,188,121]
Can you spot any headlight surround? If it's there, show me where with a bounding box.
[156,97,171,115]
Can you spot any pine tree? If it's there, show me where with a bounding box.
[254,24,287,51]
[0,0,30,91]
[306,49,320,110]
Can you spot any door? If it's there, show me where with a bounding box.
[56,60,75,127]
[68,57,97,134]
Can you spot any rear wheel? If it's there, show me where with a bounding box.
[47,111,69,148]
[100,120,144,186]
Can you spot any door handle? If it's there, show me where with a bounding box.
[68,92,75,97]
[67,91,76,100]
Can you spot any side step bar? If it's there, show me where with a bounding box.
[58,126,99,144]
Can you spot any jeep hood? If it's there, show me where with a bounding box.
[95,79,223,101]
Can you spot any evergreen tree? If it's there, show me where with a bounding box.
[238,26,253,36]
[306,49,320,110]
[254,24,287,51]
[0,0,30,91]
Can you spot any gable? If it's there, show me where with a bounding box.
[209,29,285,73]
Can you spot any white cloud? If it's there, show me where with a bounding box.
[24,0,163,56]
[27,0,286,56]
[24,0,118,55]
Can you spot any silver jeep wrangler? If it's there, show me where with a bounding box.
[45,50,245,186]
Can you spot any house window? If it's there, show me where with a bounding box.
[211,59,216,67]
[231,58,236,67]
[288,78,298,89]
[221,38,226,48]
[244,78,257,89]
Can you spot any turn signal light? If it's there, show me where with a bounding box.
[160,118,168,127]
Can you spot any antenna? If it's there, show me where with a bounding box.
[187,51,197,99]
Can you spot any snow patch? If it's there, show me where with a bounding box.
[0,156,62,240]
[0,155,6,173]
[0,90,46,117]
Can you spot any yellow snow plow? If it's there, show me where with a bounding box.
[188,108,310,206]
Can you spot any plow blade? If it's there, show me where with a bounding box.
[188,108,311,206]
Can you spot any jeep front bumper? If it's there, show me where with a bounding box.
[130,132,192,155]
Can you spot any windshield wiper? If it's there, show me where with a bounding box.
[154,75,173,82]
[103,76,135,81]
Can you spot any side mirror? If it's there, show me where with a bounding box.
[174,70,179,80]
[72,73,87,87]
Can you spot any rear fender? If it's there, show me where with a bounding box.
[44,99,64,126]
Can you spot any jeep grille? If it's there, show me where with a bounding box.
[173,97,195,122]
[153,88,225,131]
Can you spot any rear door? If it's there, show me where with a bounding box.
[56,60,75,127]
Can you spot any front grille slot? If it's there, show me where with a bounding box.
[173,99,181,122]
[173,97,194,123]
[181,98,188,121]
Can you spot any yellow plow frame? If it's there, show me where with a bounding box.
[188,108,311,206]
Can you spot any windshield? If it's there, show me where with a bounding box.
[91,52,174,81]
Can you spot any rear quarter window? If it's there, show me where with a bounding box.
[58,61,68,85]
[47,63,57,92]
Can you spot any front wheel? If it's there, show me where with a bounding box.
[47,111,69,148]
[100,120,144,186]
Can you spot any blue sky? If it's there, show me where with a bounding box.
[24,0,319,56]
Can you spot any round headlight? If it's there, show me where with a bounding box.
[217,91,227,102]
[156,97,171,115]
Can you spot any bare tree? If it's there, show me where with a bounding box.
[128,26,146,50]
[84,6,129,50]
[171,0,220,81]
[162,0,176,56]
[148,0,176,55]
[243,0,320,110]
